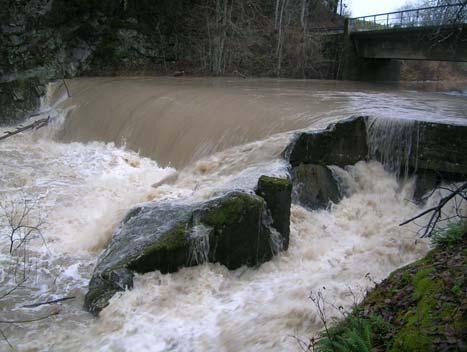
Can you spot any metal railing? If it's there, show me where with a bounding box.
[348,3,467,33]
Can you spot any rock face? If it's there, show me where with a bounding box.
[1,0,342,124]
[0,78,46,125]
[291,164,341,209]
[1,0,194,124]
[85,177,292,315]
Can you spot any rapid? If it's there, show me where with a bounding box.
[0,77,466,352]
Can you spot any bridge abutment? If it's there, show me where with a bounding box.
[340,36,401,81]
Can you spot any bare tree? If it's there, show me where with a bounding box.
[0,196,66,350]
[0,196,46,255]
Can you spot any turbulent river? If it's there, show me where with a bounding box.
[0,77,466,351]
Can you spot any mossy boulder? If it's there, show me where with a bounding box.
[84,190,288,315]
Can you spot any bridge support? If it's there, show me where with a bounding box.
[340,19,401,81]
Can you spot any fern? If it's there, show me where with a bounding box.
[431,221,466,248]
[317,316,373,352]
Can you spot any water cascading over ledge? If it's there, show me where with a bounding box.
[84,177,292,315]
[285,115,467,209]
[84,115,467,316]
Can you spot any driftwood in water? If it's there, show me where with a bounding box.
[22,296,75,308]
[0,116,50,141]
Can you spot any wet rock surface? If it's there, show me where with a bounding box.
[413,121,467,175]
[284,116,467,207]
[256,175,292,249]
[1,0,193,124]
[285,115,369,168]
[291,164,341,210]
[0,78,46,125]
[85,180,292,315]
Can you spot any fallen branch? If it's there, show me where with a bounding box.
[22,296,75,308]
[0,116,50,141]
[0,310,58,324]
[0,329,13,351]
[400,182,467,237]
[0,280,25,301]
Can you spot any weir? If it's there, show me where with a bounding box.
[366,117,420,178]
[1,78,466,351]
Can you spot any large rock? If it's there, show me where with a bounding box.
[284,115,368,167]
[256,175,292,249]
[284,116,467,206]
[85,185,291,315]
[291,164,341,210]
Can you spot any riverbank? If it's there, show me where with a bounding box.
[314,222,466,352]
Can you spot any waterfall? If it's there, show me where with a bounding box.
[187,215,211,265]
[366,117,420,179]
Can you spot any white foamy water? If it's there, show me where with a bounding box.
[0,77,466,352]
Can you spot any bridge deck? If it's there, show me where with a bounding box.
[348,3,466,33]
[346,4,467,62]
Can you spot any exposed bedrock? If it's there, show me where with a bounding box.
[0,78,47,125]
[284,115,467,207]
[85,177,292,315]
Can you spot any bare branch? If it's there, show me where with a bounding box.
[22,296,75,308]
[0,279,26,301]
[400,182,467,237]
[0,329,14,351]
[0,311,59,324]
[0,117,50,142]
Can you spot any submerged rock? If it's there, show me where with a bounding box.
[291,164,341,210]
[85,182,291,315]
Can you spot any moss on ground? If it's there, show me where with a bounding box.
[318,225,466,352]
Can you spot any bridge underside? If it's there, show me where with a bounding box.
[341,24,467,81]
[351,24,467,62]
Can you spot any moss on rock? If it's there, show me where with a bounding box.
[85,189,290,315]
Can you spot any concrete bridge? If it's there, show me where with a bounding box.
[341,3,467,80]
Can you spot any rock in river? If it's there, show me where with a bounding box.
[85,177,292,315]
